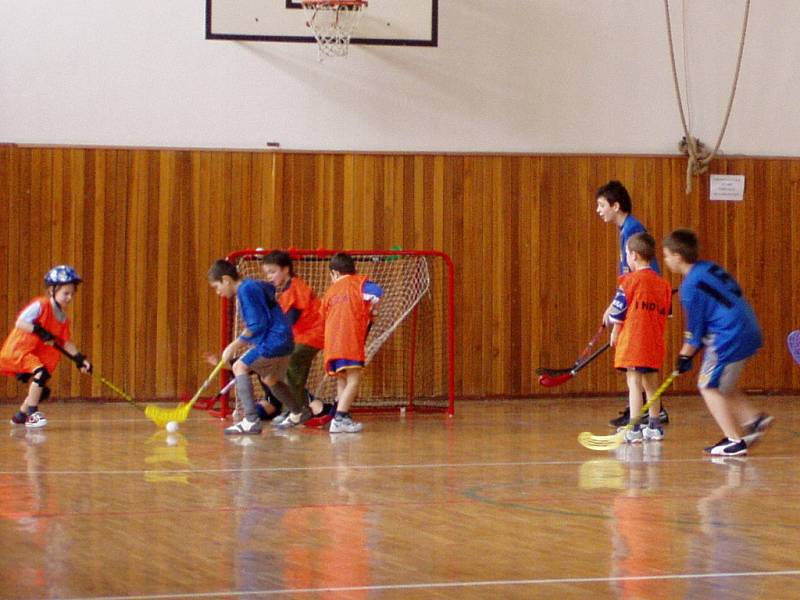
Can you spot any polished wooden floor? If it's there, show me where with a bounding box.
[1,396,799,599]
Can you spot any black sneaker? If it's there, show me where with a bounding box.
[609,406,631,428]
[704,437,747,456]
[639,405,670,426]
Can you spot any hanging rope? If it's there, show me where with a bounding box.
[664,0,750,193]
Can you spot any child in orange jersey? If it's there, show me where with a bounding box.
[320,253,383,434]
[0,266,92,428]
[607,233,673,443]
[261,250,333,429]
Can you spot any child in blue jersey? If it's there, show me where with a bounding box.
[595,180,668,428]
[663,229,772,456]
[208,259,294,435]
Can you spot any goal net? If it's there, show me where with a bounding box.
[218,249,455,415]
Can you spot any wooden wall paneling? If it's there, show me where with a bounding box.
[156,151,175,395]
[517,157,534,393]
[191,151,211,383]
[300,152,315,247]
[248,153,264,248]
[77,149,95,398]
[286,153,302,248]
[125,151,144,395]
[445,155,464,397]
[64,149,82,397]
[4,148,800,400]
[342,154,356,247]
[459,156,478,395]
[106,150,125,395]
[478,157,494,395]
[535,158,555,389]
[90,150,106,398]
[174,151,193,393]
[738,158,766,390]
[472,157,487,393]
[412,155,425,250]
[227,152,243,248]
[769,159,794,389]
[790,160,800,390]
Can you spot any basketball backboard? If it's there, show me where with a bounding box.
[206,0,438,47]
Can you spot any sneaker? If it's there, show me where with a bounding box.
[638,406,670,426]
[224,417,262,435]
[25,412,47,429]
[642,426,665,441]
[10,411,27,425]
[704,437,747,456]
[304,403,336,428]
[329,416,363,434]
[611,403,670,428]
[275,411,304,430]
[742,413,773,448]
[271,410,291,427]
[609,406,631,428]
[617,426,643,444]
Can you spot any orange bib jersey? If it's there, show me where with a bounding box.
[610,269,672,369]
[277,277,325,350]
[0,297,71,376]
[320,275,381,374]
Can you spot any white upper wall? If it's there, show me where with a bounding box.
[2,0,799,155]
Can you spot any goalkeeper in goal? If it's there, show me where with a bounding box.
[321,253,383,434]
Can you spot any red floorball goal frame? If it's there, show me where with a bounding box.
[213,248,455,416]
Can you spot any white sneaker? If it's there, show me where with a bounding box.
[329,416,363,434]
[642,426,664,441]
[271,410,291,427]
[224,417,262,435]
[25,412,47,429]
[617,426,642,444]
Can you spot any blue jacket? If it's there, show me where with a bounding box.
[237,279,294,359]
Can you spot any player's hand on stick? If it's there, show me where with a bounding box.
[203,351,221,367]
[73,352,92,373]
[676,354,694,374]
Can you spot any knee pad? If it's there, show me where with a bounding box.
[15,372,33,384]
[32,367,51,388]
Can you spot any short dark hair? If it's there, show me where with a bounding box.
[596,180,632,213]
[627,232,656,262]
[208,259,240,282]
[330,252,356,275]
[663,228,699,263]
[262,250,295,276]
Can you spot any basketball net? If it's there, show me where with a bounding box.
[301,0,367,60]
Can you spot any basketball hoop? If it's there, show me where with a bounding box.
[301,0,367,60]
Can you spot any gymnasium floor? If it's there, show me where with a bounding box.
[1,397,799,599]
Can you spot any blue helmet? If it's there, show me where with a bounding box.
[44,265,82,287]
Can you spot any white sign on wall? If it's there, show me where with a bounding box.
[709,175,745,201]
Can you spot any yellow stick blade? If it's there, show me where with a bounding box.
[145,403,192,428]
[577,430,624,451]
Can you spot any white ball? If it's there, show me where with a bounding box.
[166,421,179,433]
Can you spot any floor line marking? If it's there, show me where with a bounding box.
[59,569,800,599]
